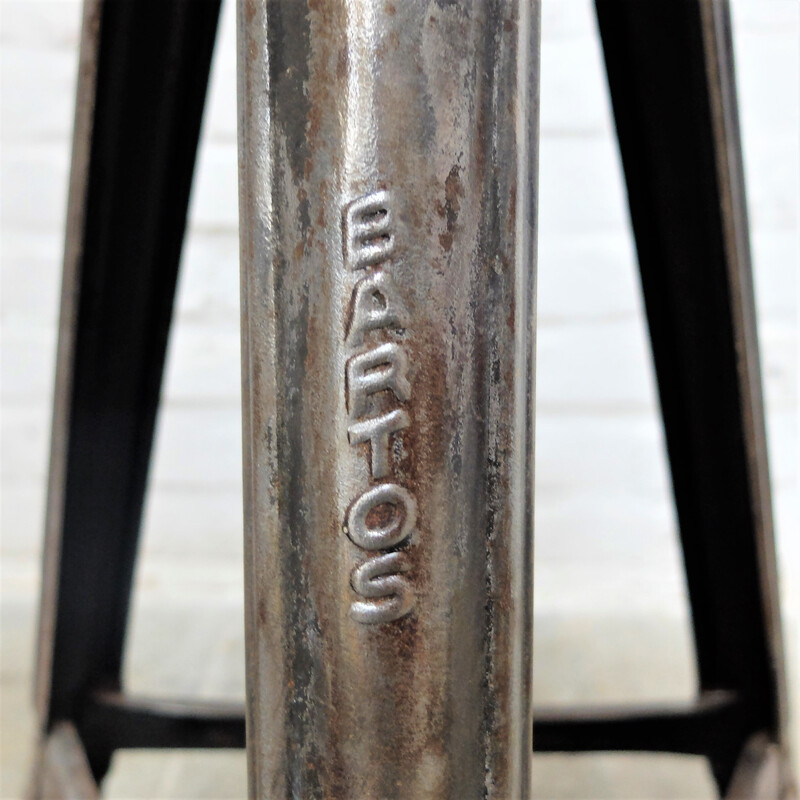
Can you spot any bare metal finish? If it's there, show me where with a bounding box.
[237,1,540,797]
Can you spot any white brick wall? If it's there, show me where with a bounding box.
[1,1,797,796]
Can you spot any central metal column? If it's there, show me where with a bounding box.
[237,1,539,796]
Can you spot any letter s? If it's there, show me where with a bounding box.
[350,552,414,624]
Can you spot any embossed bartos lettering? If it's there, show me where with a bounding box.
[347,409,410,479]
[344,189,395,270]
[346,483,417,550]
[342,190,418,624]
[349,552,414,625]
[346,342,411,419]
[347,270,408,345]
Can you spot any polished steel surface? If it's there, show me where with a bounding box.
[238,1,539,796]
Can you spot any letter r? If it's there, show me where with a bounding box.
[346,342,411,419]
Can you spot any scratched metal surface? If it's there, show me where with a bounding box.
[237,1,539,797]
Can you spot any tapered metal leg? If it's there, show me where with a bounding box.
[237,1,540,796]
[595,1,794,795]
[30,723,100,800]
[32,0,221,786]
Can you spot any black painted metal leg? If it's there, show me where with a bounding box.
[595,0,792,795]
[33,0,221,785]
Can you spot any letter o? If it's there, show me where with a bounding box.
[345,483,417,550]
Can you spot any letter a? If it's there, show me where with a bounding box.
[347,269,408,346]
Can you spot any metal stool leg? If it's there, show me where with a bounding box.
[31,0,221,792]
[237,1,540,797]
[595,1,794,796]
